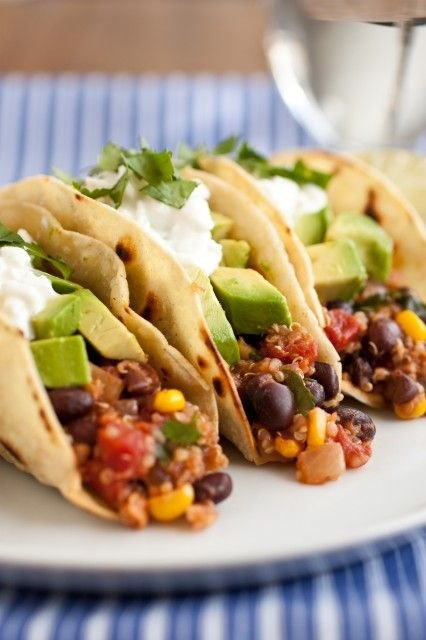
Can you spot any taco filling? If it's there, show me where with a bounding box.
[0,225,230,528]
[226,144,426,418]
[325,288,426,418]
[58,142,376,484]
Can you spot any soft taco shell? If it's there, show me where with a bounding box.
[197,154,325,325]
[0,175,340,463]
[181,166,340,373]
[0,178,257,462]
[0,199,217,522]
[270,150,426,408]
[270,150,426,302]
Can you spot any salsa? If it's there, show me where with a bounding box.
[325,287,426,418]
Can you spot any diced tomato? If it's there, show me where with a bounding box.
[334,425,372,469]
[261,327,318,371]
[325,309,362,352]
[97,418,149,477]
[83,460,132,509]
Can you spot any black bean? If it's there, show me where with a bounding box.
[238,373,273,412]
[305,379,325,406]
[66,416,98,445]
[312,362,339,400]
[327,300,353,314]
[241,373,296,431]
[367,318,402,354]
[383,371,419,405]
[193,472,233,504]
[346,356,373,387]
[125,364,161,396]
[48,388,94,423]
[336,406,376,441]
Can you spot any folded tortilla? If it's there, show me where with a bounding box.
[198,149,426,408]
[0,199,217,522]
[0,176,341,463]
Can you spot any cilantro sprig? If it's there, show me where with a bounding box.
[163,417,201,446]
[177,136,331,189]
[236,143,332,188]
[176,135,240,169]
[0,223,71,279]
[54,142,198,210]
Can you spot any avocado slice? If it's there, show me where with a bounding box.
[31,335,91,388]
[326,212,393,282]
[308,239,367,303]
[210,267,292,335]
[32,294,80,339]
[75,289,145,361]
[189,268,240,365]
[220,239,251,268]
[295,206,332,246]
[211,212,234,241]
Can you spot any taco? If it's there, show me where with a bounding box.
[0,199,230,529]
[0,144,377,484]
[198,145,426,418]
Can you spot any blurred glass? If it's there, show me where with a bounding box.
[264,0,426,148]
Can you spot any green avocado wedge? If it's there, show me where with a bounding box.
[308,239,367,303]
[295,206,332,246]
[220,239,251,268]
[211,212,234,241]
[211,267,292,335]
[189,268,240,366]
[31,335,91,388]
[75,289,145,361]
[326,212,393,282]
[32,294,80,339]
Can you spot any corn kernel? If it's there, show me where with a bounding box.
[307,408,327,447]
[395,310,426,342]
[394,395,426,419]
[274,437,301,459]
[153,389,186,413]
[148,484,194,522]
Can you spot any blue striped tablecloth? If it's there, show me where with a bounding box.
[0,74,426,640]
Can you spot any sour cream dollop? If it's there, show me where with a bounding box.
[0,230,59,339]
[257,176,328,227]
[85,169,222,276]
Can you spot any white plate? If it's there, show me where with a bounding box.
[1,407,425,592]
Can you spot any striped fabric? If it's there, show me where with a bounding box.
[0,74,426,640]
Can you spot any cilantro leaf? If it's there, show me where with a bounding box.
[163,417,201,445]
[236,143,332,188]
[56,142,197,209]
[212,135,240,155]
[175,142,206,169]
[176,135,239,169]
[0,223,71,279]
[0,225,23,244]
[237,142,265,163]
[78,171,129,209]
[143,179,197,209]
[97,143,123,172]
[52,167,77,186]
[124,149,174,184]
[283,370,315,415]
